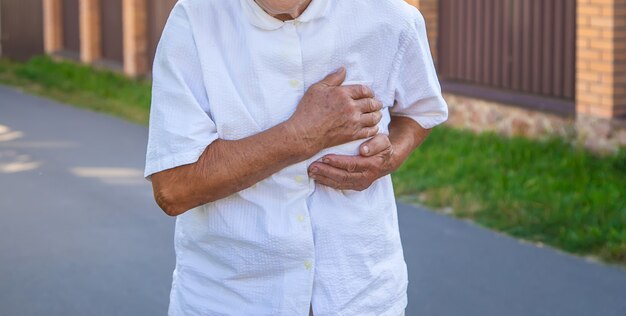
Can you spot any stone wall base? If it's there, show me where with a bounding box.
[444,93,626,154]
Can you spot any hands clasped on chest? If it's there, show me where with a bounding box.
[150,67,408,216]
[285,67,396,192]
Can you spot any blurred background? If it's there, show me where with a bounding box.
[0,0,625,315]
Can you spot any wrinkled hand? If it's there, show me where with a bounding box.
[285,67,383,155]
[308,134,395,191]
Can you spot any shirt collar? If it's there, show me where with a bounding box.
[240,0,330,31]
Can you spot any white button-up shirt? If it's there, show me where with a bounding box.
[145,0,448,315]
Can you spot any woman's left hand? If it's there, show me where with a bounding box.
[308,134,395,191]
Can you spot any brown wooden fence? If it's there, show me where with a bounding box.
[147,0,177,68]
[438,0,576,101]
[61,0,80,55]
[100,0,124,63]
[0,0,44,61]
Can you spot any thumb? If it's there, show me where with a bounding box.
[319,67,346,87]
[359,134,391,157]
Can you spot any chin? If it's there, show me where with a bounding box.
[256,0,306,15]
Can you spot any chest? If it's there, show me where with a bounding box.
[195,18,398,141]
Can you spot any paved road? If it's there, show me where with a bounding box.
[1,85,625,316]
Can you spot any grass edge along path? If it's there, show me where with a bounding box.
[1,56,625,265]
[394,128,626,266]
[0,56,151,125]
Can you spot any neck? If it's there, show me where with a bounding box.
[259,0,313,21]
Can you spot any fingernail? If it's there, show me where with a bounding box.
[311,167,319,174]
[322,158,329,164]
[363,146,370,154]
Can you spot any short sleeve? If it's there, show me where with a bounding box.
[144,4,219,180]
[389,9,448,129]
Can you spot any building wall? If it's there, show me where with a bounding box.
[576,0,626,119]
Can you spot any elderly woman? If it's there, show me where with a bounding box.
[144,0,448,315]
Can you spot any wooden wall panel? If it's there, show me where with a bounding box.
[439,0,576,101]
[0,0,44,60]
[100,0,123,63]
[147,0,177,71]
[62,0,80,53]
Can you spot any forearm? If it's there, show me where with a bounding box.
[152,122,311,216]
[387,116,431,172]
[151,68,382,216]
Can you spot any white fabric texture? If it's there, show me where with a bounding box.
[145,0,448,315]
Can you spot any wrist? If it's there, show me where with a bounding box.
[387,141,412,174]
[386,144,401,174]
[280,120,321,159]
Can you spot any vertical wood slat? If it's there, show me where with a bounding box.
[553,0,565,97]
[542,0,554,96]
[491,0,502,87]
[474,0,483,83]
[457,0,465,80]
[531,0,543,94]
[521,0,536,92]
[438,0,446,76]
[62,0,80,53]
[511,0,522,91]
[445,0,453,77]
[563,0,576,99]
[482,0,492,85]
[439,0,449,77]
[465,0,473,81]
[448,0,457,79]
[502,0,512,89]
[100,0,123,63]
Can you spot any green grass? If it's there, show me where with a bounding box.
[394,129,626,264]
[0,56,151,124]
[1,56,625,264]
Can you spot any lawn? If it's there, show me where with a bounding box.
[1,56,625,264]
[394,128,626,264]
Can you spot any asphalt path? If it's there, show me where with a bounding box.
[1,85,625,316]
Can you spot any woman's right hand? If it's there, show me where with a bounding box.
[285,67,383,156]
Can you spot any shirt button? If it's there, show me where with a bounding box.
[293,20,301,26]
[297,214,305,222]
[304,260,313,271]
[289,79,301,89]
[294,175,306,184]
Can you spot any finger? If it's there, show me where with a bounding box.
[310,173,349,190]
[311,160,354,179]
[355,98,383,113]
[343,84,374,100]
[360,134,392,157]
[359,111,383,127]
[354,126,379,140]
[317,155,365,172]
[310,163,365,188]
[318,67,346,87]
